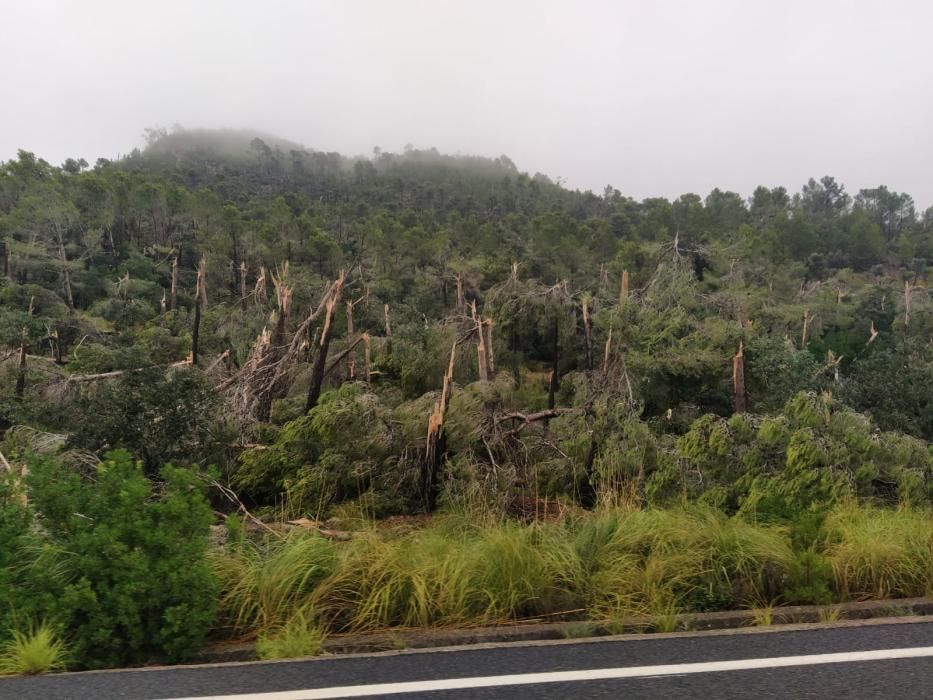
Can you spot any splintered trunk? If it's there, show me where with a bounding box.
[51,329,63,364]
[732,341,746,414]
[455,272,464,309]
[60,244,74,310]
[602,325,613,374]
[363,333,371,384]
[160,290,167,316]
[547,317,560,410]
[306,272,345,412]
[619,269,629,303]
[192,265,204,365]
[801,310,813,347]
[15,329,27,398]
[904,280,913,328]
[346,301,355,381]
[484,319,495,375]
[582,298,593,370]
[384,303,393,355]
[472,301,488,381]
[425,341,457,510]
[239,262,248,308]
[198,257,209,308]
[170,255,178,310]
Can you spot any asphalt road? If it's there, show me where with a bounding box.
[2,618,931,700]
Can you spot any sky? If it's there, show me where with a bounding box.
[4,0,933,206]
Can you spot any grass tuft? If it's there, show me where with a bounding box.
[0,622,70,676]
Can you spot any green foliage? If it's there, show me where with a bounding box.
[255,611,326,660]
[22,450,218,668]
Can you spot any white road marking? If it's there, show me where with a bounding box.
[166,646,933,699]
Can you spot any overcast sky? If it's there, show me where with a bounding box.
[4,0,933,206]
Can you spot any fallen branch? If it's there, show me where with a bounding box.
[496,408,578,437]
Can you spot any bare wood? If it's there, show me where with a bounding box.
[384,303,393,354]
[602,325,613,373]
[192,264,204,365]
[868,320,878,344]
[345,300,355,381]
[198,256,209,308]
[484,318,495,375]
[732,340,746,414]
[67,358,192,383]
[239,261,248,308]
[15,328,27,398]
[160,289,166,316]
[170,255,178,310]
[363,333,371,384]
[582,298,593,370]
[619,269,629,303]
[324,334,365,377]
[60,243,74,310]
[496,408,577,437]
[306,269,346,411]
[471,301,488,381]
[904,280,912,328]
[426,340,457,468]
[801,310,813,347]
[455,272,464,309]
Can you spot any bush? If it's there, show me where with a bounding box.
[24,450,218,668]
[256,611,326,660]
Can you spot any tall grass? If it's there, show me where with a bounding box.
[823,506,933,599]
[0,623,70,676]
[213,505,808,637]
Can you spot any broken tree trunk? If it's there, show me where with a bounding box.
[455,272,464,309]
[305,270,346,412]
[60,244,74,310]
[170,255,178,311]
[484,318,495,375]
[425,340,457,509]
[547,317,560,410]
[239,261,248,309]
[345,300,355,381]
[471,301,488,382]
[602,325,613,374]
[198,256,209,308]
[619,269,629,303]
[363,333,371,384]
[582,297,593,370]
[160,289,167,316]
[732,340,746,414]
[904,280,913,328]
[192,264,204,366]
[801,310,813,347]
[384,303,393,355]
[15,329,27,398]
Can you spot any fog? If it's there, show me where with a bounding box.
[4,0,933,205]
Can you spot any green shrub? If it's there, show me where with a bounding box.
[255,611,326,660]
[24,450,218,668]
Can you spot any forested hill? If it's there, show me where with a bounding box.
[0,128,931,518]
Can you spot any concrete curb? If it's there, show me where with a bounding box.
[191,596,933,663]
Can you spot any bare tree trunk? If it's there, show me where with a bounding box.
[15,329,27,398]
[306,271,345,412]
[904,280,913,329]
[198,256,209,308]
[160,289,167,316]
[346,300,355,381]
[732,340,746,414]
[472,301,488,381]
[425,341,457,510]
[363,333,371,384]
[239,261,248,309]
[801,310,813,347]
[384,303,393,355]
[192,265,204,366]
[170,255,178,310]
[455,272,464,309]
[60,244,74,310]
[484,319,495,375]
[547,317,560,410]
[602,325,613,373]
[619,269,629,303]
[582,298,593,370]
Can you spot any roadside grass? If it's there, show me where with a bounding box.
[255,611,327,660]
[0,622,70,676]
[211,504,933,641]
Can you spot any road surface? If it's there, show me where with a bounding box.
[2,617,931,699]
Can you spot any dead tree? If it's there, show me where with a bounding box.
[425,341,457,509]
[198,256,209,309]
[484,319,495,375]
[732,340,746,413]
[305,270,346,412]
[345,300,355,380]
[455,272,465,309]
[239,261,248,308]
[384,303,393,355]
[619,269,629,303]
[471,301,488,381]
[363,333,371,384]
[582,297,593,370]
[15,329,27,398]
[59,243,74,310]
[192,263,204,365]
[547,316,560,410]
[254,266,293,423]
[904,280,913,328]
[170,255,178,311]
[160,289,167,316]
[801,310,814,347]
